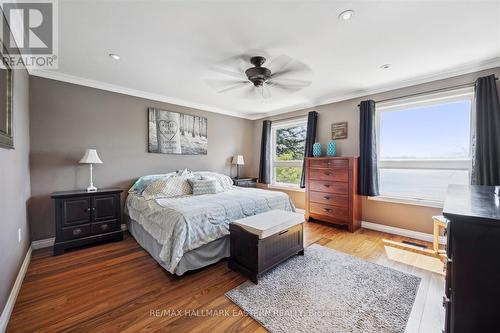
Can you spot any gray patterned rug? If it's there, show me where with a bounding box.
[226,244,420,333]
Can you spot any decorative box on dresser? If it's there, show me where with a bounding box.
[442,185,500,333]
[305,157,361,232]
[52,188,124,255]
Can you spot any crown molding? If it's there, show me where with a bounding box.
[254,57,500,119]
[28,57,500,121]
[28,69,254,120]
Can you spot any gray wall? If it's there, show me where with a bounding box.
[252,67,500,234]
[0,68,31,312]
[29,77,256,241]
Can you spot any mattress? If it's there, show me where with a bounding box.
[125,186,295,274]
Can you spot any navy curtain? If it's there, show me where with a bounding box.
[300,111,318,188]
[259,120,272,184]
[358,100,379,196]
[472,75,500,186]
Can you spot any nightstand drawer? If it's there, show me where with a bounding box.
[91,220,118,234]
[62,224,91,241]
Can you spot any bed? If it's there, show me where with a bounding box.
[125,185,295,275]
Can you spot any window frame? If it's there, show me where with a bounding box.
[374,87,475,207]
[270,117,308,188]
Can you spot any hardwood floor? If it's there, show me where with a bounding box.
[7,222,445,333]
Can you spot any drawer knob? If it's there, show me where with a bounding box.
[323,208,332,212]
[324,172,332,176]
[73,228,82,236]
[86,208,91,212]
[324,184,331,188]
[442,296,450,307]
[323,196,331,200]
[100,224,109,231]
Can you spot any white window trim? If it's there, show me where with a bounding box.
[270,117,308,188]
[375,87,475,206]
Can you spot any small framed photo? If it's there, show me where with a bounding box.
[331,122,348,140]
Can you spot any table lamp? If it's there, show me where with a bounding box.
[79,149,103,192]
[232,155,244,179]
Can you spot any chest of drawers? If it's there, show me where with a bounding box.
[305,157,361,232]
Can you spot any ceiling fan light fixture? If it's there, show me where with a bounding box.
[338,9,355,21]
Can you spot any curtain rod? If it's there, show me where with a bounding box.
[357,76,498,107]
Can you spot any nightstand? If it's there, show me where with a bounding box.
[232,177,258,188]
[52,188,123,255]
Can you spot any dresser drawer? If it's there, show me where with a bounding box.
[309,159,348,169]
[309,202,349,220]
[62,224,91,241]
[309,168,348,182]
[309,180,349,194]
[91,220,118,234]
[309,191,349,207]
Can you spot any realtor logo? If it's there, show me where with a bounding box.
[1,0,58,69]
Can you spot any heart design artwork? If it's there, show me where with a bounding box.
[158,120,178,141]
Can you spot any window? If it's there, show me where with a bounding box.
[376,87,474,205]
[271,118,307,187]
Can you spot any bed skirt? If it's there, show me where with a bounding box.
[128,218,230,276]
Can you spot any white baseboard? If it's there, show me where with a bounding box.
[31,237,55,250]
[362,221,446,245]
[0,247,31,333]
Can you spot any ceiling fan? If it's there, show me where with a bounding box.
[206,55,312,99]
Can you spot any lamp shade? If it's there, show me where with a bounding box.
[79,149,103,164]
[232,155,244,165]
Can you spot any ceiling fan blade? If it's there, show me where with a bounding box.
[217,82,249,93]
[266,81,309,93]
[267,55,293,74]
[208,66,244,79]
[205,78,248,88]
[270,59,312,80]
[268,77,311,87]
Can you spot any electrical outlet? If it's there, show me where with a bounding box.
[18,228,21,243]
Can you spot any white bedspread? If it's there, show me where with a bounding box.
[125,187,295,273]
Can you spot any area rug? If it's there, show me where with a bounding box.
[225,244,420,333]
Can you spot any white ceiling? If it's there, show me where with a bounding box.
[31,0,500,119]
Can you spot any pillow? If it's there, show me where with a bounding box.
[142,175,192,200]
[176,168,193,177]
[194,172,233,190]
[128,173,175,194]
[188,178,219,195]
[188,176,223,193]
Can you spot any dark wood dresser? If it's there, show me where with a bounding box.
[305,157,361,232]
[442,185,500,333]
[52,188,123,255]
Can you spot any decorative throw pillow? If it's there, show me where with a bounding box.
[189,178,219,195]
[194,172,234,190]
[128,173,175,194]
[142,176,192,200]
